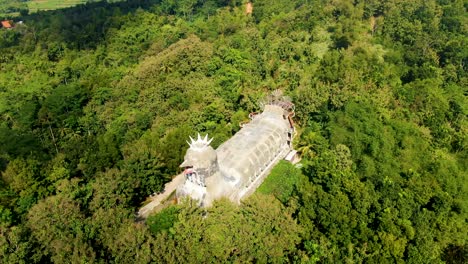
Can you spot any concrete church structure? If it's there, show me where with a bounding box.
[177,96,295,206]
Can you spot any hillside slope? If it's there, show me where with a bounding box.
[0,0,466,262]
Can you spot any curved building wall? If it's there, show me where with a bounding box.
[216,105,291,188]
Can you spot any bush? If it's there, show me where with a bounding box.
[257,161,302,204]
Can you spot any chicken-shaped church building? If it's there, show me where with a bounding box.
[177,95,295,206]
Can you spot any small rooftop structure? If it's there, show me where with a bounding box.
[177,93,295,206]
[1,20,13,29]
[285,150,297,162]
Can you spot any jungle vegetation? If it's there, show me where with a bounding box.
[0,0,467,263]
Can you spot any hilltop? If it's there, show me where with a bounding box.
[0,0,466,262]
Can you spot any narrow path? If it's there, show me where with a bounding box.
[137,173,185,220]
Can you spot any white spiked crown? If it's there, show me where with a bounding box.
[187,133,213,151]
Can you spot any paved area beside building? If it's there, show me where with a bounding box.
[137,173,185,220]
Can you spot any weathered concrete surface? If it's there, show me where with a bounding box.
[137,173,185,220]
[235,147,290,202]
[177,104,294,206]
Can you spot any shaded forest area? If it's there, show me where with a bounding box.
[0,0,467,263]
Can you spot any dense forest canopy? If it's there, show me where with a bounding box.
[0,0,467,262]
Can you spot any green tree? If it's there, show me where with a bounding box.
[26,195,95,263]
